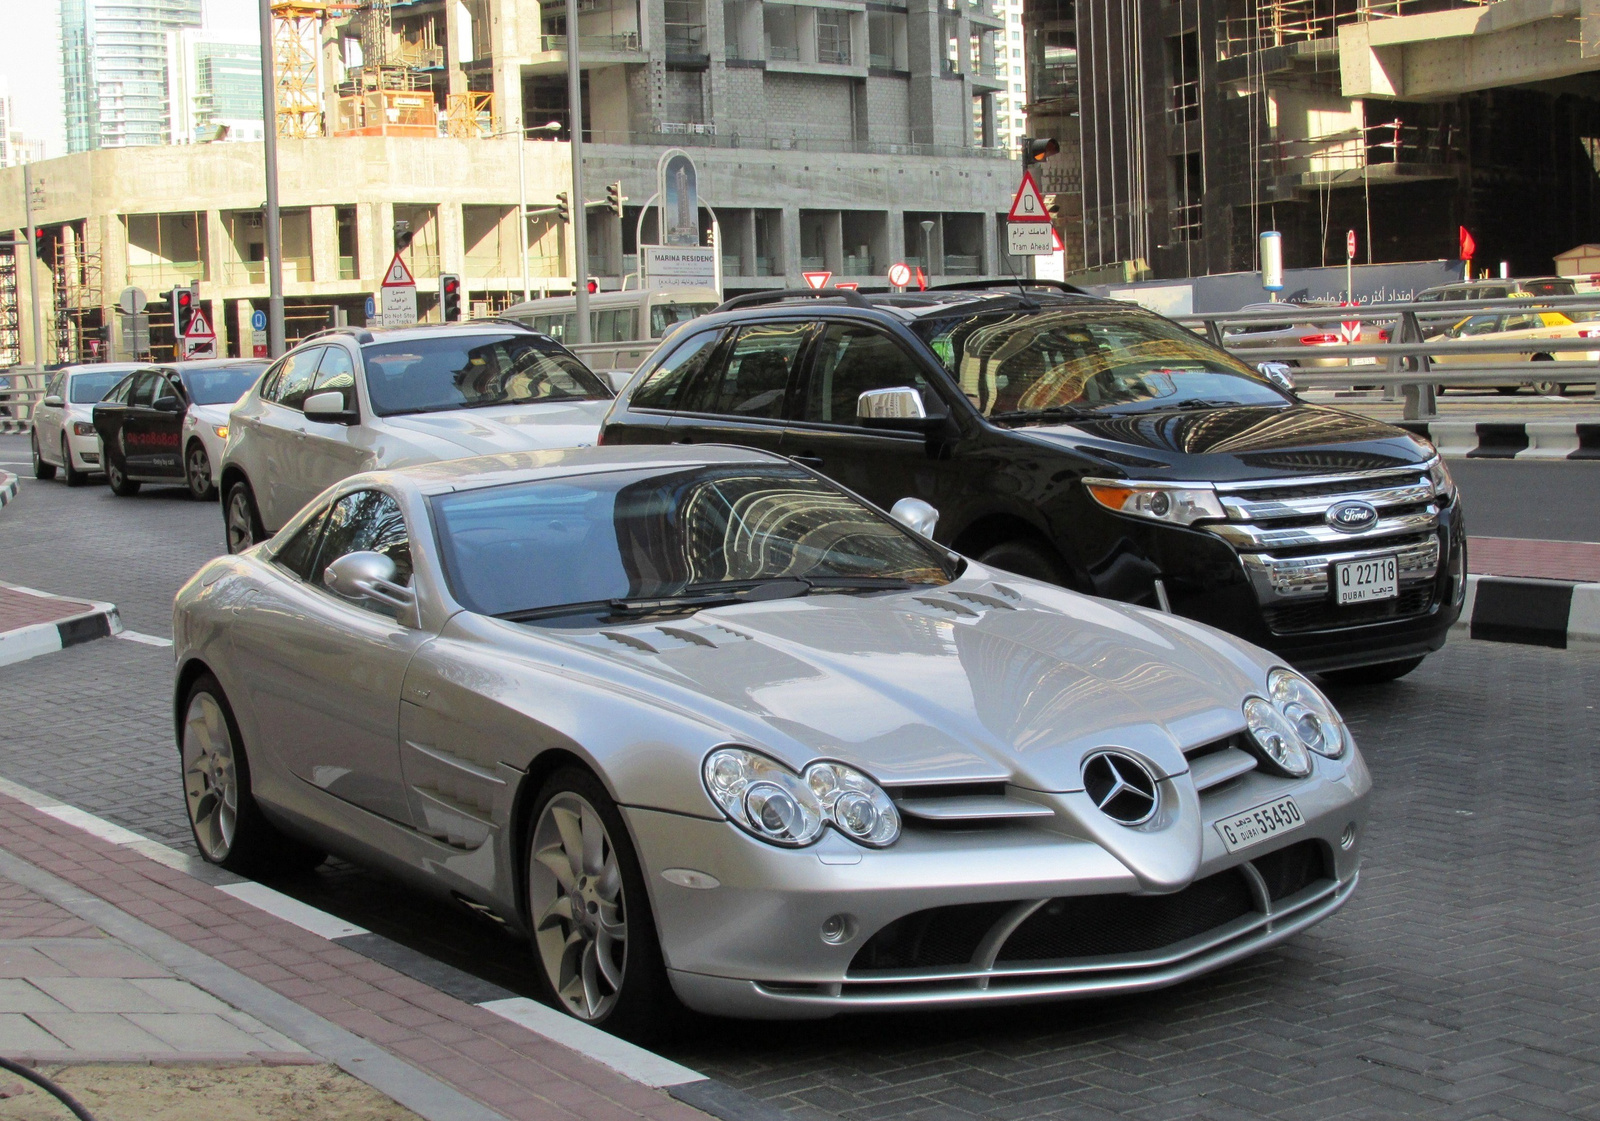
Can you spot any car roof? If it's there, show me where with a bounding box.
[297,322,547,348]
[695,285,1126,330]
[362,443,790,498]
[144,359,271,373]
[61,362,143,376]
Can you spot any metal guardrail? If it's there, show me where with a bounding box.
[0,371,47,431]
[1173,295,1600,419]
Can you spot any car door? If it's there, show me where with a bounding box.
[226,487,425,825]
[139,370,188,479]
[294,344,369,504]
[783,321,965,519]
[601,326,725,446]
[33,373,64,462]
[668,319,815,458]
[255,346,324,527]
[91,373,136,464]
[110,371,162,475]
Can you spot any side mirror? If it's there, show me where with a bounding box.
[42,395,64,408]
[1256,362,1296,393]
[304,389,357,424]
[323,550,415,612]
[889,497,939,538]
[857,386,944,432]
[152,395,182,413]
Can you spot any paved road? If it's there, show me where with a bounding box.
[4,435,1600,1119]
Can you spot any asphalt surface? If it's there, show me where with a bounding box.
[3,434,1600,1119]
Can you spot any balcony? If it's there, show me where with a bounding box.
[843,253,874,274]
[126,260,204,288]
[944,254,981,275]
[538,32,641,53]
[221,258,314,285]
[817,43,851,65]
[769,44,801,60]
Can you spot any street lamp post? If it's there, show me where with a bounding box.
[567,24,590,344]
[257,0,285,357]
[920,219,935,281]
[490,122,561,304]
[21,164,45,371]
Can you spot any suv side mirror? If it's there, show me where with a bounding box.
[858,387,944,432]
[304,390,358,425]
[1256,362,1296,393]
[152,395,182,413]
[324,550,415,612]
[889,497,939,538]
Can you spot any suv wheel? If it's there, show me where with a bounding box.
[225,480,265,553]
[31,432,56,481]
[977,539,1069,586]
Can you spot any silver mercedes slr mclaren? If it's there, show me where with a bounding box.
[172,445,1370,1030]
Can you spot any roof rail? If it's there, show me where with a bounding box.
[713,288,874,313]
[476,316,541,332]
[926,279,1090,296]
[303,325,375,345]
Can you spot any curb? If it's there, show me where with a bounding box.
[1398,420,1600,460]
[1454,574,1600,648]
[0,420,29,436]
[0,585,123,669]
[0,470,16,510]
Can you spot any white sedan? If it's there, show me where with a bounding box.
[176,360,270,499]
[31,363,142,485]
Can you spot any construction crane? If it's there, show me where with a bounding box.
[271,0,362,139]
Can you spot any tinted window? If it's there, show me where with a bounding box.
[275,504,329,579]
[361,334,609,417]
[182,364,267,406]
[103,374,135,404]
[127,372,161,408]
[650,302,717,338]
[311,490,413,597]
[1522,279,1575,297]
[1503,313,1540,332]
[69,370,125,404]
[1450,315,1502,338]
[312,347,357,409]
[684,322,809,418]
[153,374,183,406]
[430,464,954,620]
[277,347,325,410]
[258,355,292,402]
[802,325,942,425]
[629,330,721,411]
[594,307,638,343]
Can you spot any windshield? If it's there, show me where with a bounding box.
[182,364,266,406]
[362,334,611,417]
[913,308,1288,419]
[431,464,956,621]
[650,302,717,338]
[68,370,128,404]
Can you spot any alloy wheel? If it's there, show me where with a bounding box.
[187,444,212,499]
[528,791,629,1021]
[182,692,238,862]
[226,488,255,553]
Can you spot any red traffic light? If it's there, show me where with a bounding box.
[177,291,192,307]
[442,278,459,295]
[586,279,598,294]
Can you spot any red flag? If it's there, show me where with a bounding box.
[1459,226,1476,261]
[915,266,927,292]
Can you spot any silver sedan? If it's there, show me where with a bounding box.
[172,445,1370,1030]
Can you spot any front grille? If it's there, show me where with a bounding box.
[849,901,1017,971]
[994,872,1256,962]
[1253,839,1329,901]
[1225,471,1424,504]
[1264,582,1434,634]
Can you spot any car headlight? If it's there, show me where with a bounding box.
[1427,458,1455,503]
[213,425,229,440]
[1267,668,1347,759]
[1083,479,1226,527]
[1242,697,1312,777]
[703,747,900,848]
[72,421,96,436]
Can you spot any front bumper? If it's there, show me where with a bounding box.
[625,754,1367,1019]
[68,431,102,469]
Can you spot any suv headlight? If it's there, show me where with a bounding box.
[1427,458,1455,503]
[1083,479,1226,527]
[703,747,900,848]
[1267,668,1348,759]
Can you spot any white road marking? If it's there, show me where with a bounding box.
[118,629,174,647]
[216,880,369,940]
[37,803,148,846]
[478,996,705,1087]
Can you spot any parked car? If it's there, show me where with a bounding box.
[173,445,1369,1029]
[32,362,142,485]
[1414,276,1576,303]
[600,284,1467,683]
[91,360,269,498]
[1219,302,1389,369]
[1430,309,1600,395]
[217,323,614,554]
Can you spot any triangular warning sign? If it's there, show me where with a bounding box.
[1052,227,1064,251]
[834,281,859,291]
[185,308,215,340]
[1008,170,1050,222]
[803,271,831,290]
[383,253,417,288]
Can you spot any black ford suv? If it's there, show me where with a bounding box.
[598,284,1466,682]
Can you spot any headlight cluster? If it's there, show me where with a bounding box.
[1242,669,1348,776]
[703,747,901,848]
[1427,458,1455,503]
[72,421,96,437]
[1083,479,1226,527]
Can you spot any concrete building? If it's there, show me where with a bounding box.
[1038,0,1600,282]
[62,0,204,152]
[167,32,266,144]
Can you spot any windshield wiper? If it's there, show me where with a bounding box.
[496,578,816,623]
[988,404,1101,423]
[1145,398,1252,411]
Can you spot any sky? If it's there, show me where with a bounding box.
[0,0,259,159]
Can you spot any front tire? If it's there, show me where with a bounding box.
[180,673,324,875]
[224,480,265,554]
[1321,656,1425,686]
[31,432,56,481]
[61,437,88,487]
[525,767,673,1037]
[105,455,140,496]
[186,441,215,501]
[977,539,1069,586]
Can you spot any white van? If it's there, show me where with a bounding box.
[498,288,721,389]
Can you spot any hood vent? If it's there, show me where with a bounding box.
[910,581,1025,622]
[889,781,1055,825]
[592,621,751,656]
[1184,734,1257,793]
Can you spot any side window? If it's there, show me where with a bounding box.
[49,373,66,398]
[312,346,357,409]
[1457,315,1502,337]
[684,321,810,419]
[276,347,325,411]
[310,490,413,604]
[629,330,721,411]
[1503,313,1539,332]
[257,355,291,402]
[274,504,330,579]
[801,325,944,426]
[154,374,183,407]
[104,375,134,404]
[127,372,159,408]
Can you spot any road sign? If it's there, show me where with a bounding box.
[1034,228,1066,282]
[1346,230,1358,260]
[835,281,859,291]
[641,245,716,290]
[380,252,418,327]
[120,313,150,359]
[1008,223,1055,256]
[183,308,217,359]
[1007,171,1050,222]
[365,295,377,319]
[118,287,147,316]
[887,262,912,288]
[1340,301,1361,343]
[803,271,832,290]
[251,308,267,332]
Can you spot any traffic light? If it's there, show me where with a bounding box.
[586,278,598,294]
[606,181,623,218]
[393,219,414,252]
[439,273,463,322]
[172,286,195,337]
[555,192,570,224]
[1021,136,1059,164]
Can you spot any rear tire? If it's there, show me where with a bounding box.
[186,441,215,501]
[180,672,325,875]
[61,437,88,487]
[224,480,265,553]
[1495,386,1519,396]
[1320,656,1425,686]
[30,432,55,481]
[977,539,1070,586]
[105,455,140,496]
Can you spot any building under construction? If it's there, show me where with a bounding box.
[1028,0,1600,282]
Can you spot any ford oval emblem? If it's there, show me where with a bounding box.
[1326,499,1379,533]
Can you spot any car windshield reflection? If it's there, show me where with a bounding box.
[363,334,611,417]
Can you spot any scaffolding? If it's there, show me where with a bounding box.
[0,249,18,367]
[52,228,102,365]
[1219,0,1492,61]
